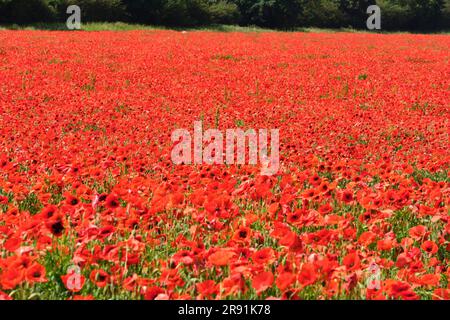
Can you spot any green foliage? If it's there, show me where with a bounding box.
[52,0,126,22]
[378,0,446,30]
[0,1,11,23]
[444,0,450,28]
[300,0,348,28]
[19,192,43,215]
[163,0,211,26]
[233,0,305,29]
[405,0,445,30]
[1,0,448,30]
[208,0,240,24]
[0,0,56,24]
[377,0,413,30]
[122,0,213,26]
[338,0,377,28]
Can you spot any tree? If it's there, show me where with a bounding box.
[121,0,166,24]
[402,0,444,29]
[338,0,377,28]
[5,0,56,24]
[299,0,347,28]
[233,0,304,29]
[207,1,240,24]
[443,0,450,28]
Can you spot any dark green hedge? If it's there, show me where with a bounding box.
[0,0,448,30]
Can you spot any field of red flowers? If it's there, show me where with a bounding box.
[0,30,449,300]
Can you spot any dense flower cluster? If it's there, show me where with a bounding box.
[0,30,448,300]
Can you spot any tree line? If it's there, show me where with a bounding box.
[0,0,449,30]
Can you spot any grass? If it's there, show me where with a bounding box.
[0,22,449,34]
[0,22,275,32]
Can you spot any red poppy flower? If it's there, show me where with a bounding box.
[302,188,316,200]
[397,289,419,300]
[433,289,450,300]
[45,215,65,237]
[417,274,440,287]
[343,252,360,271]
[286,233,303,253]
[225,272,248,294]
[317,181,330,194]
[340,190,354,204]
[71,295,95,300]
[444,223,450,235]
[421,241,438,255]
[208,250,235,267]
[233,226,251,243]
[89,269,110,288]
[251,248,275,265]
[252,271,274,294]
[10,255,32,270]
[105,193,120,209]
[0,268,24,290]
[409,225,427,240]
[298,263,318,287]
[267,203,280,215]
[309,174,322,186]
[287,210,302,225]
[388,280,411,298]
[65,193,80,206]
[318,203,333,215]
[4,237,21,252]
[275,272,295,291]
[395,253,411,268]
[122,275,137,292]
[143,286,165,300]
[40,205,58,219]
[93,226,113,240]
[196,280,218,297]
[0,196,8,205]
[358,231,377,246]
[0,291,12,300]
[377,239,395,251]
[172,250,194,266]
[25,263,47,283]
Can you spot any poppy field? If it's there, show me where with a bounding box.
[0,30,449,300]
